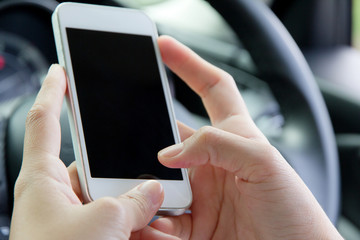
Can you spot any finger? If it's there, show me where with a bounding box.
[158,126,286,183]
[23,64,66,165]
[67,162,83,202]
[118,180,164,231]
[130,225,181,240]
[177,121,195,141]
[151,216,192,239]
[158,36,250,126]
[85,181,164,237]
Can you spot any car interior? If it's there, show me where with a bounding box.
[0,0,359,239]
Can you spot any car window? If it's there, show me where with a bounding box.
[117,0,238,44]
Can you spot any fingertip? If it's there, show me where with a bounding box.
[41,63,66,99]
[151,215,191,239]
[157,35,189,67]
[158,143,183,159]
[158,35,175,47]
[46,64,65,79]
[47,63,58,73]
[158,35,174,62]
[158,144,188,169]
[150,217,175,234]
[137,180,164,206]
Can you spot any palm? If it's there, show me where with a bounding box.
[41,158,82,205]
[188,165,241,238]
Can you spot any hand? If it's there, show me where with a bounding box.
[153,36,343,239]
[9,65,177,240]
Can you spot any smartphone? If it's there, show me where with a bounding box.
[52,2,192,215]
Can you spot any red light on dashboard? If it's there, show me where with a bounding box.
[0,56,5,70]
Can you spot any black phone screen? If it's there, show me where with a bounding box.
[66,28,182,180]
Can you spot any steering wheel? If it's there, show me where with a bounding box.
[2,0,339,228]
[205,0,340,223]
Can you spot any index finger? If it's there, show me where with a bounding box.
[23,64,66,166]
[158,36,251,126]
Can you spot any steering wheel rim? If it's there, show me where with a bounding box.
[206,0,339,223]
[2,0,339,225]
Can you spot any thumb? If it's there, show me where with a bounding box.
[60,181,164,240]
[88,180,164,235]
[118,180,164,232]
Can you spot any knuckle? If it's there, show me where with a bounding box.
[96,194,150,222]
[96,197,124,215]
[221,70,235,82]
[197,125,214,138]
[195,126,223,164]
[92,197,131,228]
[217,70,235,87]
[247,142,285,181]
[212,67,232,81]
[120,192,149,217]
[251,141,280,164]
[260,143,282,162]
[13,176,28,200]
[26,104,47,128]
[200,69,234,98]
[13,173,44,201]
[196,126,222,146]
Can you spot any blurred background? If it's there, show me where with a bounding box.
[1,0,360,239]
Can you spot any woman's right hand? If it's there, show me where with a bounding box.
[153,36,343,240]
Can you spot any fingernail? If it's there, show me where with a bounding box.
[48,64,57,74]
[48,64,64,76]
[158,143,183,158]
[138,180,163,205]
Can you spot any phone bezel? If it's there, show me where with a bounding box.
[52,2,192,214]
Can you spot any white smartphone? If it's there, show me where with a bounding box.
[52,2,192,215]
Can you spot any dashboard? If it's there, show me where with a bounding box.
[0,1,57,103]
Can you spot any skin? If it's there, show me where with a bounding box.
[153,36,343,240]
[9,35,342,240]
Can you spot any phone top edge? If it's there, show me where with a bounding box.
[55,2,153,16]
[54,2,155,34]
